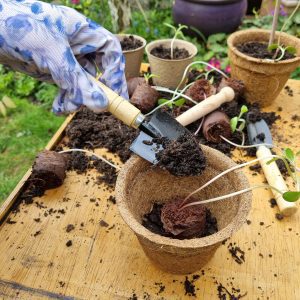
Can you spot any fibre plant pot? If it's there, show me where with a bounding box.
[228,29,300,107]
[116,34,147,79]
[116,146,251,274]
[145,39,198,89]
[172,0,247,37]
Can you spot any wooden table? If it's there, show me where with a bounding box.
[0,80,299,300]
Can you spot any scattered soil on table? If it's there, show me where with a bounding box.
[216,282,247,300]
[227,242,245,264]
[284,85,294,97]
[67,152,90,174]
[66,224,75,233]
[150,45,190,60]
[66,240,72,247]
[142,201,218,239]
[93,159,117,188]
[185,79,216,104]
[184,276,198,297]
[269,198,277,208]
[154,133,206,177]
[237,42,295,60]
[130,82,159,113]
[65,107,138,163]
[276,213,284,221]
[120,35,143,51]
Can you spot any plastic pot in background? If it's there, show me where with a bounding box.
[228,29,300,107]
[172,0,247,37]
[116,146,251,274]
[145,39,197,89]
[116,34,146,79]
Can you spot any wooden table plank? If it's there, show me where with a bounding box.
[0,80,299,300]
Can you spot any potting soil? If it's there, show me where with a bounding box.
[150,45,190,60]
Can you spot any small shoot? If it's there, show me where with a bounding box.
[157,97,185,108]
[230,105,248,145]
[268,43,297,61]
[144,73,158,84]
[164,23,188,60]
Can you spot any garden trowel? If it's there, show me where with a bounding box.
[91,75,234,162]
[247,116,297,216]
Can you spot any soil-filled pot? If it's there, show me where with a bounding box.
[145,39,198,89]
[116,146,251,274]
[173,0,247,37]
[228,29,300,107]
[117,34,146,79]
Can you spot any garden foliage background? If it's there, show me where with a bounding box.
[0,0,299,202]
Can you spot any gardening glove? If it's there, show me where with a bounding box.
[0,0,128,114]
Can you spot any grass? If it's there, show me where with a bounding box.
[0,98,65,204]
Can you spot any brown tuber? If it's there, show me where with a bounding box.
[202,111,232,143]
[127,77,145,98]
[32,150,68,190]
[130,82,159,113]
[185,79,216,105]
[161,198,207,239]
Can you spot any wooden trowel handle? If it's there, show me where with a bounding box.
[176,87,235,127]
[90,75,142,128]
[257,146,297,217]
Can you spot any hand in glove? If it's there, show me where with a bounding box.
[0,0,128,114]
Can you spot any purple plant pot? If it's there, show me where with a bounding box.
[173,0,248,37]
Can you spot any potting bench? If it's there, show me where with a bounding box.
[0,76,299,299]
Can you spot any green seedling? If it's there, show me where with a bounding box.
[143,73,158,84]
[164,23,188,60]
[268,43,297,61]
[180,147,300,209]
[0,96,16,117]
[230,105,248,146]
[157,97,185,108]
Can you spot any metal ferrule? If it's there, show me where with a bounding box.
[132,113,145,129]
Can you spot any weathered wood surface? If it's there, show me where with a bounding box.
[0,80,299,300]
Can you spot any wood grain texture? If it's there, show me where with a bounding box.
[0,79,299,299]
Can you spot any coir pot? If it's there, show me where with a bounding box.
[116,146,251,274]
[228,29,300,107]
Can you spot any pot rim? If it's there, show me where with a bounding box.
[145,39,198,62]
[116,33,147,53]
[227,29,300,65]
[116,146,251,250]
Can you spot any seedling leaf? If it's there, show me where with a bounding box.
[174,98,185,107]
[285,46,296,55]
[284,148,295,162]
[230,117,238,132]
[268,43,279,51]
[2,96,16,108]
[240,105,248,114]
[158,98,172,108]
[283,191,300,202]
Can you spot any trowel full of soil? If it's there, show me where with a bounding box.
[130,87,235,166]
[91,76,234,171]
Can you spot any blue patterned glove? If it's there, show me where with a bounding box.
[0,0,128,114]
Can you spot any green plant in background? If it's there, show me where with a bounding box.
[0,96,16,117]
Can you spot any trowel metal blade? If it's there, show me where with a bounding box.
[130,109,188,164]
[247,118,273,148]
